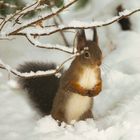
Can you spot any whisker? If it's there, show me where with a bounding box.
[101,63,111,74]
[101,65,108,72]
[101,67,105,73]
[104,63,111,69]
[103,63,111,70]
[101,65,108,74]
[104,65,110,71]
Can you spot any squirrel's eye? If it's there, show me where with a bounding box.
[84,51,90,59]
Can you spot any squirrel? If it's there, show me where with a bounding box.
[18,28,102,124]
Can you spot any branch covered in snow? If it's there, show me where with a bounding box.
[26,34,75,54]
[0,0,77,54]
[17,8,140,36]
[1,7,140,37]
[1,1,140,50]
[0,53,79,78]
[0,1,140,77]
[7,0,78,35]
[0,1,37,31]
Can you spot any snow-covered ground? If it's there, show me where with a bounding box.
[1,0,140,140]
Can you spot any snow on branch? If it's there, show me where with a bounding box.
[0,53,79,78]
[1,7,139,38]
[0,0,77,54]
[7,0,78,35]
[0,0,78,54]
[0,1,140,78]
[0,0,41,31]
[47,8,140,33]
[17,8,140,36]
[26,34,75,54]
[0,1,139,55]
[21,8,140,36]
[0,3,140,37]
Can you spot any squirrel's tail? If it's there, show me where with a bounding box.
[17,62,60,115]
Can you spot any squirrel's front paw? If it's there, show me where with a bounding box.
[65,81,88,96]
[87,81,102,97]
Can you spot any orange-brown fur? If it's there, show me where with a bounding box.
[18,29,102,124]
[51,28,102,124]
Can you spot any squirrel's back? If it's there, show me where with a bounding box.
[17,62,60,115]
[17,28,102,124]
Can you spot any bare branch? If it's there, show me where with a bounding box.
[8,0,78,36]
[13,8,140,37]
[13,1,50,26]
[1,1,140,79]
[25,34,75,54]
[0,1,40,31]
[0,53,79,78]
[0,0,77,54]
[53,16,70,47]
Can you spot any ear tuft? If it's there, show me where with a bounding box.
[77,29,86,51]
[93,28,98,45]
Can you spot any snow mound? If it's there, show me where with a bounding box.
[1,30,140,140]
[1,0,140,140]
[0,72,2,77]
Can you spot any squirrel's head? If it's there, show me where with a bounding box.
[76,28,102,67]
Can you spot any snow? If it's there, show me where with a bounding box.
[7,80,19,89]
[26,33,74,54]
[0,85,39,140]
[13,8,140,37]
[17,8,140,37]
[4,0,76,36]
[0,52,78,78]
[0,72,2,77]
[1,0,140,140]
[0,58,58,77]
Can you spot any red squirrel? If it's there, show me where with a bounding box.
[18,28,102,124]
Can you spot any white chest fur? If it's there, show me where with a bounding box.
[78,67,98,89]
[65,93,92,124]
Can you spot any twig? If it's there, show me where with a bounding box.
[0,3,140,56]
[8,0,78,36]
[25,34,75,54]
[0,1,39,31]
[13,1,48,26]
[57,14,70,47]
[0,53,79,78]
[13,8,140,37]
[53,17,70,47]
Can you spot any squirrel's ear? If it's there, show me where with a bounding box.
[77,29,86,51]
[93,28,98,45]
